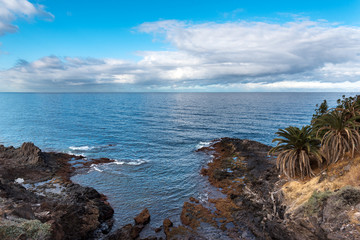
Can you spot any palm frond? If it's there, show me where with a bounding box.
[314,109,360,163]
[269,125,322,179]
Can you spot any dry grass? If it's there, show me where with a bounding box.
[282,156,360,213]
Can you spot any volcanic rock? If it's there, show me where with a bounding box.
[134,208,150,225]
[0,142,115,240]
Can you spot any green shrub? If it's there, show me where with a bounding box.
[0,220,51,240]
[303,190,332,216]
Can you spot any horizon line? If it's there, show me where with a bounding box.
[0,91,359,94]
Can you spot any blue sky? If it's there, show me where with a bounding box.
[0,0,360,92]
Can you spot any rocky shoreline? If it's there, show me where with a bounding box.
[0,142,116,239]
[2,139,360,239]
[176,138,360,240]
[162,137,283,239]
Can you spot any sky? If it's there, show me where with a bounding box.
[0,0,360,92]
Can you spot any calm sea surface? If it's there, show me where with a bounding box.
[0,92,355,230]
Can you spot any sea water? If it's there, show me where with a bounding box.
[0,92,354,230]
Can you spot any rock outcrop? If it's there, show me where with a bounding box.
[105,208,151,240]
[134,208,151,225]
[0,142,114,240]
[189,138,360,240]
[0,142,44,165]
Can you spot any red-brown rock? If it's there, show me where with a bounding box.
[134,208,150,225]
[163,218,173,229]
[189,197,199,203]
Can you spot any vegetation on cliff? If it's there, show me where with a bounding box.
[270,94,360,179]
[0,219,51,240]
[269,126,322,178]
[167,95,360,239]
[272,94,360,239]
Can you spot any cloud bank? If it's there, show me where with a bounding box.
[1,19,360,91]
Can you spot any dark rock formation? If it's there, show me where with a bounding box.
[105,208,151,240]
[0,142,114,240]
[45,183,114,240]
[134,208,150,225]
[0,142,44,166]
[163,218,173,229]
[197,138,282,239]
[106,224,134,240]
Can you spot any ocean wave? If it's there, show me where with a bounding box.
[111,159,147,166]
[196,141,212,149]
[67,151,86,157]
[69,146,94,151]
[90,164,104,172]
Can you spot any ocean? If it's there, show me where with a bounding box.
[0,92,354,231]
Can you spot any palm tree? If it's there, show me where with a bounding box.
[269,126,323,179]
[314,109,360,164]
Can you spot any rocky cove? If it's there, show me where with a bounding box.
[1,138,360,240]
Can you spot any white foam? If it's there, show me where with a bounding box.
[196,141,212,149]
[90,164,104,172]
[15,178,24,184]
[128,159,147,165]
[112,159,147,166]
[69,146,94,151]
[67,151,86,158]
[199,193,209,202]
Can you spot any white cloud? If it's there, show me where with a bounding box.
[318,62,360,78]
[1,19,360,91]
[153,79,360,92]
[138,20,360,78]
[239,80,360,91]
[0,0,53,36]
